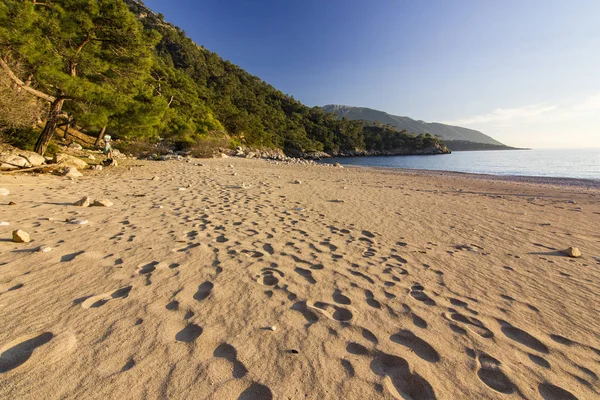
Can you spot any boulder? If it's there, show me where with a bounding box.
[68,142,83,150]
[92,199,113,207]
[561,247,582,258]
[220,153,229,158]
[12,229,30,243]
[63,167,83,178]
[0,154,28,170]
[74,196,91,207]
[18,150,45,167]
[55,153,88,169]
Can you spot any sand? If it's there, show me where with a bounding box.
[0,158,599,400]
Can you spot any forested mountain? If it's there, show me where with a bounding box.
[322,105,505,146]
[0,0,447,157]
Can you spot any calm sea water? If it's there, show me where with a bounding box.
[322,149,600,181]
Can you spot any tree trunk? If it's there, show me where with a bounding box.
[95,125,107,147]
[34,98,65,155]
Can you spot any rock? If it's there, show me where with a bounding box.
[561,247,582,258]
[246,152,256,159]
[12,229,30,243]
[38,245,52,253]
[92,199,113,207]
[177,188,186,191]
[92,165,102,171]
[0,188,9,196]
[88,155,96,160]
[293,180,302,184]
[0,221,9,226]
[63,167,83,178]
[68,142,83,150]
[55,153,88,169]
[221,153,229,158]
[66,218,88,225]
[8,201,16,206]
[269,326,277,331]
[0,154,28,170]
[333,163,342,167]
[74,196,91,207]
[151,176,159,181]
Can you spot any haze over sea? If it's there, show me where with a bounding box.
[324,148,600,181]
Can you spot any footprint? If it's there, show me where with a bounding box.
[214,343,248,379]
[193,281,214,302]
[238,383,273,400]
[81,286,133,309]
[294,268,316,284]
[0,332,53,373]
[538,382,578,400]
[476,353,515,394]
[290,301,319,325]
[409,284,436,306]
[365,290,381,309]
[498,320,548,353]
[175,324,203,343]
[370,353,437,400]
[309,301,353,322]
[390,330,440,363]
[333,289,351,305]
[447,313,493,338]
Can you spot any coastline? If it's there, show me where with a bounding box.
[1,157,598,400]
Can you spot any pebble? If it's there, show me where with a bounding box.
[12,229,30,243]
[294,180,302,184]
[561,247,582,258]
[269,326,277,331]
[178,188,186,191]
[0,188,9,196]
[38,245,52,253]
[63,167,83,178]
[8,201,16,206]
[67,219,89,225]
[152,176,159,181]
[0,221,9,226]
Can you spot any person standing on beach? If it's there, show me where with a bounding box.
[103,134,113,160]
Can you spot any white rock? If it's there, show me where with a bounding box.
[221,153,229,158]
[269,326,277,331]
[92,199,113,207]
[178,187,186,191]
[0,221,9,226]
[88,155,96,160]
[294,180,302,184]
[38,245,52,253]
[12,229,30,243]
[55,154,88,169]
[63,167,83,178]
[151,176,159,181]
[67,219,88,225]
[0,188,9,196]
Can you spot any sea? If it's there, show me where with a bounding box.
[321,148,600,181]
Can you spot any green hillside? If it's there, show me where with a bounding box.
[0,0,448,157]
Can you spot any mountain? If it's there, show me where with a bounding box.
[322,105,507,147]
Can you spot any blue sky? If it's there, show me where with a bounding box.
[142,0,600,148]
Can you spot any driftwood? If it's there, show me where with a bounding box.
[1,164,55,174]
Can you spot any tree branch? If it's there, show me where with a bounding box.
[0,58,55,102]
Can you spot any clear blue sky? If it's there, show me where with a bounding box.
[143,0,600,148]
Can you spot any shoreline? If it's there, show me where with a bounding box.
[317,161,600,190]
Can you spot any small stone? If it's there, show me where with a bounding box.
[63,167,83,178]
[66,219,88,225]
[152,176,159,181]
[92,199,113,207]
[293,180,302,184]
[178,187,186,191]
[74,196,91,207]
[8,201,16,206]
[0,188,9,196]
[38,245,52,253]
[12,229,30,243]
[561,247,582,258]
[567,200,576,204]
[221,153,229,158]
[0,221,9,226]
[88,155,96,160]
[269,326,277,331]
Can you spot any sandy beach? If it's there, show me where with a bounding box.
[1,158,599,400]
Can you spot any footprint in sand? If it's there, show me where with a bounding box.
[0,332,53,373]
[175,323,203,343]
[410,284,436,306]
[238,383,273,400]
[257,268,283,286]
[81,286,133,309]
[308,301,353,322]
[497,320,548,354]
[370,353,437,400]
[291,301,319,325]
[538,382,578,400]
[333,289,351,305]
[390,330,440,363]
[294,267,316,284]
[193,281,214,302]
[447,312,494,338]
[476,353,515,394]
[214,343,248,379]
[365,290,381,309]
